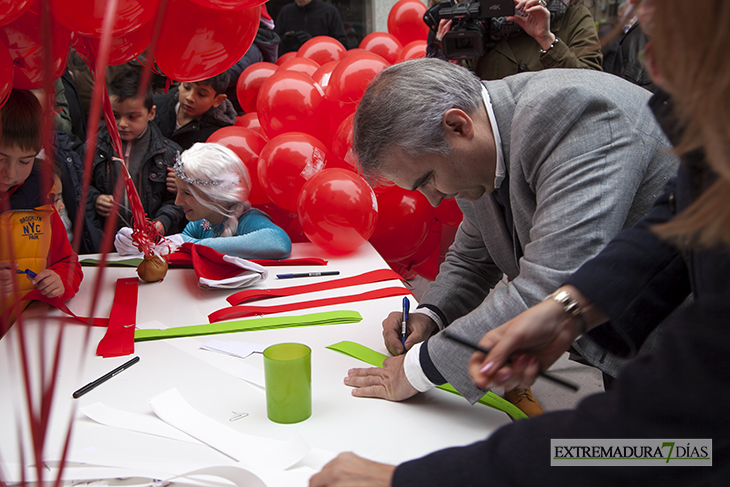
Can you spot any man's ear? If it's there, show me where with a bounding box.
[212,93,228,108]
[442,108,474,140]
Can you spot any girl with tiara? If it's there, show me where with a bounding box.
[171,142,291,259]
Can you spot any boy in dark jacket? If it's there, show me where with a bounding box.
[152,72,237,151]
[89,69,184,237]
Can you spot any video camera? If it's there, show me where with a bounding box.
[423,0,515,60]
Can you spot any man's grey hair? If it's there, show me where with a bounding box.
[353,58,484,184]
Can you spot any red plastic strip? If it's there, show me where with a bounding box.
[227,269,404,306]
[95,278,138,357]
[209,287,412,323]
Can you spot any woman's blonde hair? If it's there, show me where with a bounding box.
[649,0,730,247]
[174,143,252,237]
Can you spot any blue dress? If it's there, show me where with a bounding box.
[181,208,291,260]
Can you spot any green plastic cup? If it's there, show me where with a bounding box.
[263,343,312,424]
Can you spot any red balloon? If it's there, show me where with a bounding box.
[234,112,266,137]
[345,48,367,57]
[311,60,338,88]
[154,0,258,82]
[189,0,266,10]
[298,168,378,255]
[0,42,13,107]
[74,18,154,66]
[326,51,389,141]
[236,61,277,114]
[395,40,427,63]
[258,132,330,212]
[413,244,440,281]
[276,51,297,66]
[369,187,436,262]
[257,70,329,142]
[359,32,402,65]
[49,0,160,38]
[329,113,357,171]
[297,36,347,66]
[0,8,70,90]
[387,0,429,46]
[434,197,463,226]
[207,126,270,205]
[276,56,320,78]
[399,219,441,269]
[0,0,32,27]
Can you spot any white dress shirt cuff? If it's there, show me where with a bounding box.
[404,342,437,393]
[411,307,444,331]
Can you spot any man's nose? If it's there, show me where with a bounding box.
[419,187,445,207]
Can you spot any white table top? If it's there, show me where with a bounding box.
[0,242,509,486]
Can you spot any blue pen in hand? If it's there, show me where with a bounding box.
[401,296,409,354]
[15,268,37,278]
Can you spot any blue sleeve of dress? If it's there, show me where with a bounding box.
[181,210,292,259]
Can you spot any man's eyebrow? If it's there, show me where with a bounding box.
[411,170,433,192]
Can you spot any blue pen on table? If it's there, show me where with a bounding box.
[15,268,37,278]
[401,296,409,353]
[276,271,340,279]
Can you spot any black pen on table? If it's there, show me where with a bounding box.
[276,271,340,279]
[442,330,579,392]
[72,356,140,399]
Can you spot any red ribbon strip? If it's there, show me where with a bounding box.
[168,242,328,268]
[209,287,412,323]
[95,278,138,357]
[227,269,404,306]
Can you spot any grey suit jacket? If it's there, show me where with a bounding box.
[419,69,679,403]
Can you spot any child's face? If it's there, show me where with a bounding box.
[0,144,37,194]
[52,175,65,213]
[110,95,156,141]
[177,82,227,120]
[173,176,224,225]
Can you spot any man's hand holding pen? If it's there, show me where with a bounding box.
[382,311,438,356]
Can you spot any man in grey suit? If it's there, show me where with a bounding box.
[345,58,678,415]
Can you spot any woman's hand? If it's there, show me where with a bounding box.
[507,0,555,50]
[309,452,395,487]
[468,286,604,391]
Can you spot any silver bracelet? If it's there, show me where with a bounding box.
[539,36,559,54]
[546,289,587,336]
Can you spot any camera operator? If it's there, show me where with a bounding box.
[426,0,602,80]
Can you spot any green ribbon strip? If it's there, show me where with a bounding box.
[134,310,362,342]
[81,258,143,267]
[326,340,527,421]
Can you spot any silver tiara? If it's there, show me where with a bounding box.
[173,152,219,186]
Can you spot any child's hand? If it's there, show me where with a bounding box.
[153,221,165,234]
[96,194,115,217]
[0,261,19,298]
[166,167,177,194]
[30,269,65,299]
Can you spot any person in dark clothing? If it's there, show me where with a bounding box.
[309,1,730,485]
[53,131,104,254]
[274,0,348,55]
[225,25,280,114]
[152,72,237,151]
[89,69,184,238]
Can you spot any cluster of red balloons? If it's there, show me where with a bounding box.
[208,0,462,269]
[0,0,266,103]
[0,0,459,273]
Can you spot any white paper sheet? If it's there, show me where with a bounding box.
[80,402,201,444]
[149,389,309,470]
[201,340,265,360]
[166,339,265,388]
